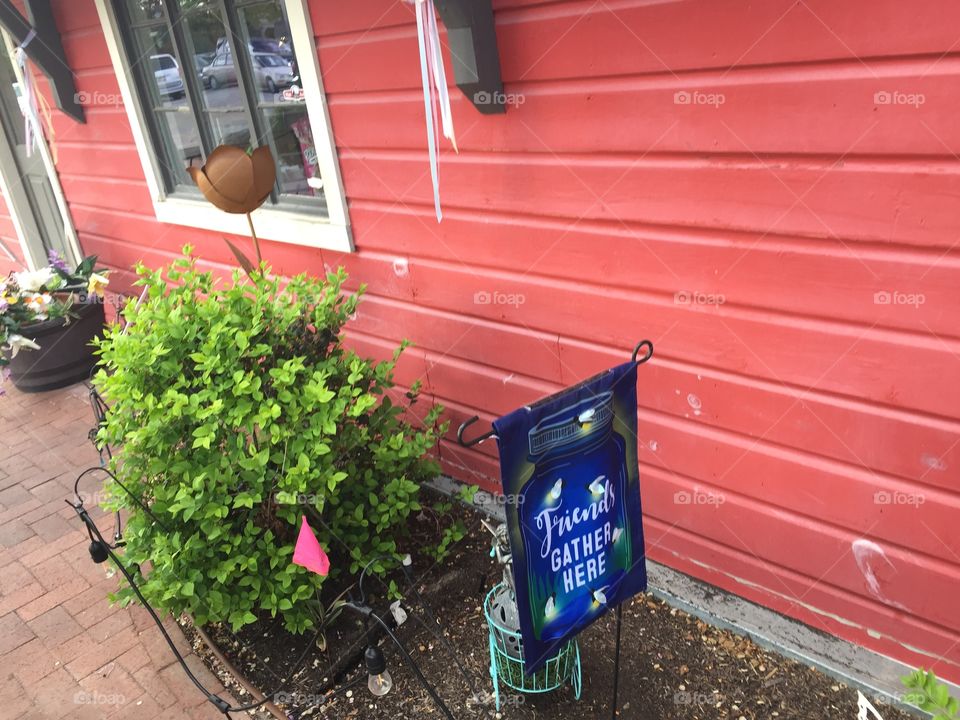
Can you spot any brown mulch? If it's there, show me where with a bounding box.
[182,498,919,720]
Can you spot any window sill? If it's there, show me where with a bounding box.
[152,196,353,252]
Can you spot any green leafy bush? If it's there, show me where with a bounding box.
[902,668,959,719]
[95,248,444,632]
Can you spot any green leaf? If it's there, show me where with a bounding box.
[233,492,255,509]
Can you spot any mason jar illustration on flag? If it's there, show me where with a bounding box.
[493,361,647,674]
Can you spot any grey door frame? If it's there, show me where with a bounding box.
[0,29,81,270]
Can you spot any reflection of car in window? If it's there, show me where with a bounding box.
[215,36,291,59]
[150,53,184,99]
[193,52,214,81]
[201,51,295,93]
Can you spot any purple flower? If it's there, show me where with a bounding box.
[47,249,69,273]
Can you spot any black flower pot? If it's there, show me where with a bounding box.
[4,300,105,392]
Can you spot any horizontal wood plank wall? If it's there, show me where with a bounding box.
[42,0,960,682]
[0,194,24,274]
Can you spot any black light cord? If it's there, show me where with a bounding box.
[227,647,362,714]
[333,530,493,717]
[79,378,462,716]
[72,466,170,539]
[67,470,355,717]
[397,562,496,719]
[74,474,483,719]
[67,499,233,715]
[347,602,457,720]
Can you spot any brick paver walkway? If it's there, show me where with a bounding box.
[1,382,232,719]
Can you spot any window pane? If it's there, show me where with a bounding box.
[124,0,164,22]
[118,10,200,188]
[236,0,323,200]
[118,0,327,205]
[207,111,251,148]
[261,106,320,197]
[157,110,203,182]
[131,26,185,109]
[179,3,240,103]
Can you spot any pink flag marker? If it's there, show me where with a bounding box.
[292,516,330,576]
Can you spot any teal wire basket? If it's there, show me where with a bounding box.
[484,583,582,710]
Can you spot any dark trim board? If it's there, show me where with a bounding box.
[0,0,84,122]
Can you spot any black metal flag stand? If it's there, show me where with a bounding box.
[611,602,623,719]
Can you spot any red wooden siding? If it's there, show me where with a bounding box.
[0,194,24,275]
[29,0,960,682]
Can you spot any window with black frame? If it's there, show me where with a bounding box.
[114,0,326,212]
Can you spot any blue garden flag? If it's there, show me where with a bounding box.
[493,361,647,675]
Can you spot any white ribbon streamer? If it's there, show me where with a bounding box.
[426,7,457,152]
[14,33,41,158]
[413,0,457,222]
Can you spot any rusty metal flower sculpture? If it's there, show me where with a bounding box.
[188,145,276,268]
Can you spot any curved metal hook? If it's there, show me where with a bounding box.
[632,339,654,365]
[457,415,497,447]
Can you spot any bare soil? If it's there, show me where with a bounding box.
[184,498,919,720]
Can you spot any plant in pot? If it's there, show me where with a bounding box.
[1,251,110,393]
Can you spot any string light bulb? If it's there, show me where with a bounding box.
[588,477,606,496]
[577,407,596,430]
[544,594,557,619]
[549,478,563,500]
[591,587,608,606]
[364,646,393,697]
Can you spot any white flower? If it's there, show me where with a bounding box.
[5,334,40,357]
[24,292,52,320]
[14,267,55,292]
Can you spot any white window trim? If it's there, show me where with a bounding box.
[93,0,353,252]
